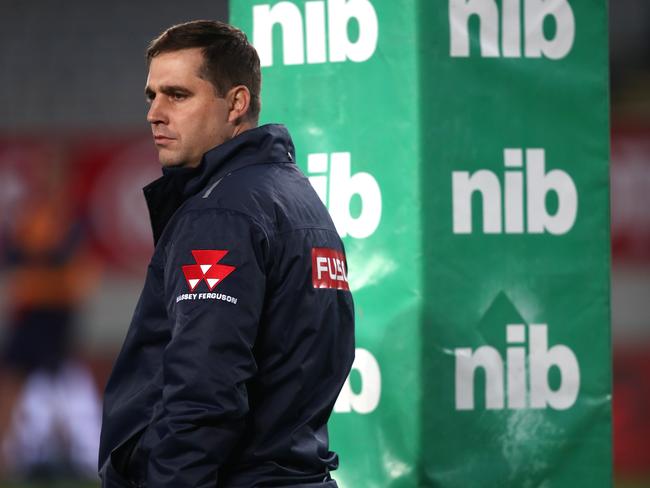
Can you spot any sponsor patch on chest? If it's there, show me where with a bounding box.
[312,248,349,290]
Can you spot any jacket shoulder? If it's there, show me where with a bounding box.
[187,162,337,238]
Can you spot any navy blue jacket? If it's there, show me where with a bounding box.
[99,125,355,488]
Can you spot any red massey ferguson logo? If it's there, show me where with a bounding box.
[182,250,235,292]
[312,248,349,290]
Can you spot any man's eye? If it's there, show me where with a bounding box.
[171,93,187,101]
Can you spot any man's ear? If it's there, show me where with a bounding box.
[227,85,251,124]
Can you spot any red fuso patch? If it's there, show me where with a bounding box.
[312,248,349,290]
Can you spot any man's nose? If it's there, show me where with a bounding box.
[147,98,168,124]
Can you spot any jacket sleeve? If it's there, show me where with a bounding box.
[146,208,268,487]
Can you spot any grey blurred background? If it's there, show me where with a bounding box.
[0,0,648,485]
[0,0,228,131]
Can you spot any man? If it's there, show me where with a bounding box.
[99,20,354,488]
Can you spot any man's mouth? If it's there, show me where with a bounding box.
[154,135,175,145]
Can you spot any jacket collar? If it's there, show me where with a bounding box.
[143,123,295,245]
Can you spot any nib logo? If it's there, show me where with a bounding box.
[182,250,235,292]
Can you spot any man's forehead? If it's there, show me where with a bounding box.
[146,48,205,86]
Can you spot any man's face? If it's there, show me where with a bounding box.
[145,48,232,168]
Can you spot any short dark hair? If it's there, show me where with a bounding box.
[147,20,261,121]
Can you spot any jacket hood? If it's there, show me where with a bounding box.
[160,123,295,198]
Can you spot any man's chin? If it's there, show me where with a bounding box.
[156,148,201,168]
[159,157,182,168]
[157,150,185,168]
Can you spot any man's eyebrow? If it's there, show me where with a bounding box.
[158,85,193,95]
[144,85,193,99]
